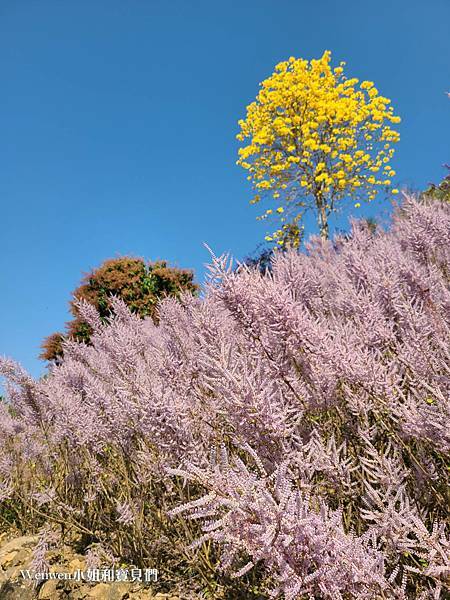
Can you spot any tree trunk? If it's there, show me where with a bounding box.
[317,203,329,239]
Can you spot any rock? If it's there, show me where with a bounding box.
[69,584,90,599]
[4,564,31,581]
[38,579,59,598]
[0,552,17,567]
[0,579,36,600]
[0,533,9,545]
[88,583,109,598]
[10,548,31,567]
[0,533,188,599]
[69,558,86,571]
[71,586,90,599]
[0,536,38,558]
[128,592,153,600]
[88,581,132,599]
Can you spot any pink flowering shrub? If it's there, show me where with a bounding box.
[0,196,449,598]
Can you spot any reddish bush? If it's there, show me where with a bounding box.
[40,257,198,362]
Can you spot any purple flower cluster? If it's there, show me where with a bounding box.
[0,196,449,598]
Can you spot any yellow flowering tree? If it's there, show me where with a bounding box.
[237,51,401,243]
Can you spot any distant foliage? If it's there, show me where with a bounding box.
[1,197,449,599]
[237,51,401,242]
[240,245,276,275]
[40,256,198,362]
[422,165,450,203]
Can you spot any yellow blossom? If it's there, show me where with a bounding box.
[237,50,401,243]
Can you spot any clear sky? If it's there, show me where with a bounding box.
[1,0,449,385]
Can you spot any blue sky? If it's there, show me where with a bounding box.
[1,0,449,385]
